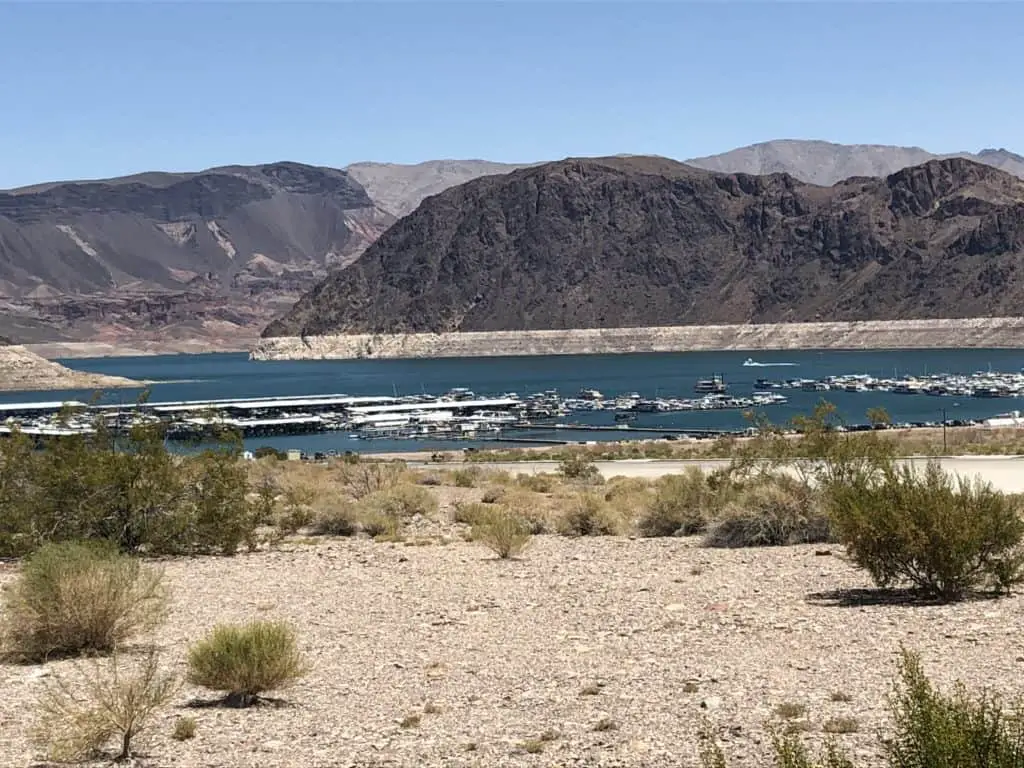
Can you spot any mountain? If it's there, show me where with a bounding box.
[262,156,1024,338]
[0,162,394,346]
[685,140,1024,187]
[345,160,535,218]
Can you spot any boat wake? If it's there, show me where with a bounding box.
[742,358,798,367]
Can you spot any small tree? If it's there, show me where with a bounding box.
[187,620,308,707]
[35,649,178,762]
[3,541,168,662]
[829,461,1024,601]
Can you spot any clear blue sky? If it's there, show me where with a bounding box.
[0,1,1021,188]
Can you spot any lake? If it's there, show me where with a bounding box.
[2,349,1023,453]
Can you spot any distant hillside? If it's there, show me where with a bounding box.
[0,162,394,347]
[264,156,1024,337]
[685,140,1024,186]
[345,159,535,217]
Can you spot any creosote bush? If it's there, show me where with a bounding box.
[701,646,1024,768]
[471,506,532,559]
[829,460,1024,600]
[0,419,255,558]
[3,540,168,662]
[35,650,178,762]
[187,620,309,708]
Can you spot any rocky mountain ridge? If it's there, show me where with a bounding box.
[4,142,1024,351]
[0,162,394,346]
[262,155,1024,338]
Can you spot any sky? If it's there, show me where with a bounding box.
[0,1,1021,188]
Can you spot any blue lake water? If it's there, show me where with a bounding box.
[2,349,1023,454]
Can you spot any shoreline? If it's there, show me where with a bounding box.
[250,317,1024,360]
[25,340,249,360]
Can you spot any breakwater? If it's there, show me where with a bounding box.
[250,318,1024,361]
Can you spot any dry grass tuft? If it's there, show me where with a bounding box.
[172,715,197,741]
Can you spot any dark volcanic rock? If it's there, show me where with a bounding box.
[263,156,1024,337]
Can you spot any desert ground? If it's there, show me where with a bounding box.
[415,456,1024,492]
[3,458,1024,768]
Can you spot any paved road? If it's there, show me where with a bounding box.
[412,456,1024,493]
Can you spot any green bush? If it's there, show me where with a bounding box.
[704,475,831,548]
[471,506,532,559]
[2,541,168,662]
[186,620,309,707]
[638,468,722,537]
[0,424,256,557]
[829,461,1024,600]
[701,646,1024,768]
[885,647,1024,767]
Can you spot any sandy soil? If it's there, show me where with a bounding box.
[2,533,1023,768]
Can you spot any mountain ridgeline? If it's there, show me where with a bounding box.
[262,156,1024,338]
[0,162,394,344]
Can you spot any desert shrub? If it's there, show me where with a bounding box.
[471,506,532,559]
[0,423,256,558]
[557,493,626,536]
[357,511,402,541]
[557,454,602,484]
[172,716,197,741]
[362,483,438,519]
[3,541,168,662]
[338,461,407,498]
[638,468,722,537]
[516,472,558,493]
[452,467,482,488]
[501,488,555,533]
[35,649,178,762]
[186,620,308,708]
[704,475,831,549]
[885,646,1024,767]
[309,502,359,536]
[481,486,506,504]
[417,473,443,486]
[452,501,490,526]
[829,461,1024,600]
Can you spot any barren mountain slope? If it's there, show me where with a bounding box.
[263,156,1024,337]
[0,162,394,348]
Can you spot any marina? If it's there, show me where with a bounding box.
[4,365,1024,447]
[3,349,1024,453]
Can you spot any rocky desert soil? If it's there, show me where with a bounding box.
[2,532,1021,768]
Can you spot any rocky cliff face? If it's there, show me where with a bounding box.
[0,162,394,347]
[263,156,1024,338]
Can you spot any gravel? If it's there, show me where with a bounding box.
[3,536,1023,767]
